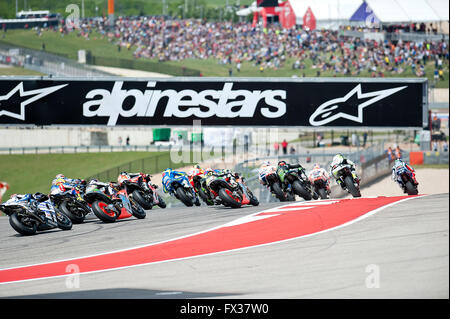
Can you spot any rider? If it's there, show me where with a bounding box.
[391,159,418,192]
[308,163,331,191]
[329,153,359,188]
[51,174,86,195]
[161,168,189,195]
[258,161,277,186]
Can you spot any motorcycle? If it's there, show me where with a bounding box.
[206,172,259,208]
[83,181,146,223]
[308,170,331,199]
[261,167,294,202]
[50,184,91,224]
[394,165,419,195]
[189,171,214,206]
[331,163,361,198]
[0,194,72,236]
[123,173,166,210]
[277,166,318,201]
[162,170,200,207]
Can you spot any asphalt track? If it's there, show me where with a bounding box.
[0,193,448,299]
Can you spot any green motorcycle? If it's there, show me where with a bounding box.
[277,165,318,201]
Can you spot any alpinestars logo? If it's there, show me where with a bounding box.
[0,82,67,121]
[83,81,287,126]
[309,84,407,126]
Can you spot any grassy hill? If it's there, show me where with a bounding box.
[1,28,448,87]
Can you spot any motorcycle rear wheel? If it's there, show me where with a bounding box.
[344,176,361,198]
[292,180,312,201]
[405,181,418,195]
[132,190,153,210]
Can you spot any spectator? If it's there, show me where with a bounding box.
[49,16,448,78]
[273,142,279,155]
[281,139,288,155]
[289,146,296,154]
[126,136,130,146]
[386,146,394,160]
[395,146,402,159]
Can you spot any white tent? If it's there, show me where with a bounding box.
[288,0,363,28]
[365,0,449,23]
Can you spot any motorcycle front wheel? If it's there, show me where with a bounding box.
[9,212,37,236]
[59,200,87,224]
[56,211,73,230]
[92,200,118,223]
[292,180,312,201]
[218,188,242,208]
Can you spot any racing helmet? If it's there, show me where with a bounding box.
[313,163,321,170]
[55,174,65,179]
[193,164,201,169]
[278,160,287,167]
[394,159,404,167]
[117,172,130,184]
[333,153,344,162]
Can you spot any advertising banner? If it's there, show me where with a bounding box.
[0,78,426,128]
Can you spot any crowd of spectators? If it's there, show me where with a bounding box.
[51,16,449,77]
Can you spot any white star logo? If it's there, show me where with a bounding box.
[0,82,68,121]
[309,84,407,126]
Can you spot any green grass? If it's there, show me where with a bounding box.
[1,28,448,87]
[0,152,163,200]
[0,66,45,76]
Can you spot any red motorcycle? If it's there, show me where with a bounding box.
[121,172,166,210]
[84,179,146,223]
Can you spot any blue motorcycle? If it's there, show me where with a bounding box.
[162,169,200,207]
[0,193,72,236]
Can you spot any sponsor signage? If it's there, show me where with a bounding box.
[0,78,426,127]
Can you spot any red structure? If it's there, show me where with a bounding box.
[252,1,296,29]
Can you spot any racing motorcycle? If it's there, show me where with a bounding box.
[308,170,331,200]
[393,164,419,195]
[189,171,214,206]
[162,170,200,207]
[261,168,294,202]
[121,173,166,210]
[0,193,72,236]
[277,166,318,201]
[50,184,91,224]
[83,181,146,223]
[331,163,361,198]
[206,171,259,208]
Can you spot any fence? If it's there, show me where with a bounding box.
[85,151,199,182]
[86,55,201,77]
[0,42,111,77]
[0,144,176,155]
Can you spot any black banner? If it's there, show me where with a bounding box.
[0,79,426,127]
[257,0,279,7]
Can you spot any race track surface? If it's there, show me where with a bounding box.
[0,193,448,299]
